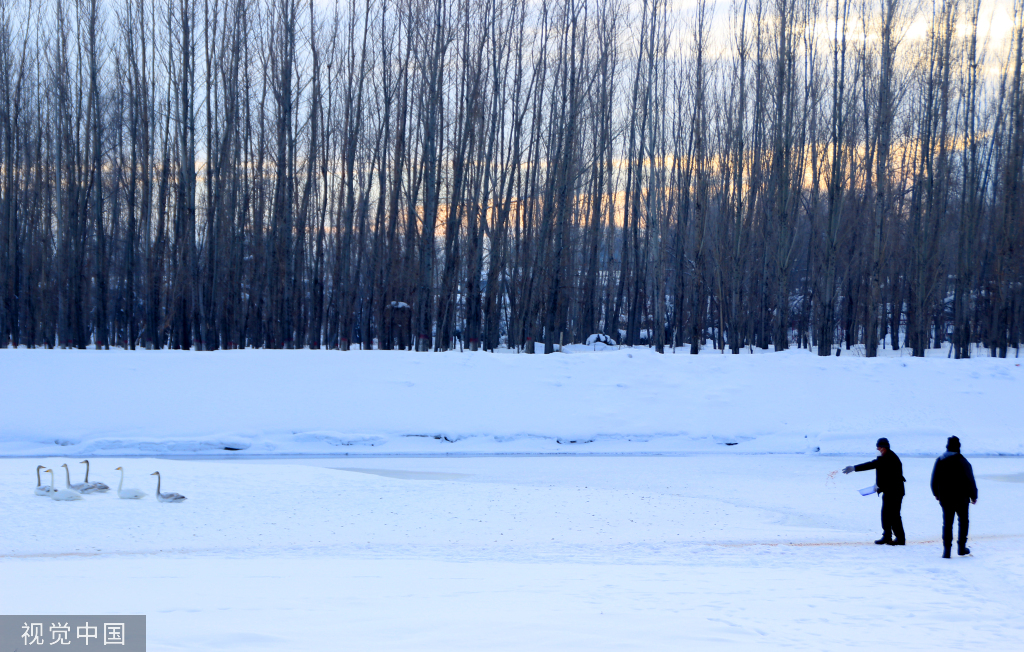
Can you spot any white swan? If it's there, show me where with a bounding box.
[80,460,110,492]
[151,472,187,502]
[43,468,82,501]
[35,465,55,495]
[61,463,98,493]
[115,467,147,499]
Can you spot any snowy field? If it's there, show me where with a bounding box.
[1,346,1022,456]
[2,455,1024,650]
[2,348,1023,649]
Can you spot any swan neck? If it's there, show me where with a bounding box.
[49,472,55,490]
[156,474,161,495]
[64,465,71,488]
[118,468,124,492]
[84,461,90,482]
[36,467,41,487]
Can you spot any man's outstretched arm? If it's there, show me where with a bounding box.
[843,459,878,474]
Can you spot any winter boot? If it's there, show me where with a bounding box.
[874,537,892,545]
[958,544,970,556]
[942,546,951,559]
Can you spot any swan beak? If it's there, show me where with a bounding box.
[151,472,158,476]
[80,460,87,464]
[115,466,122,471]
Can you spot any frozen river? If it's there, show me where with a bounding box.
[3,454,1023,650]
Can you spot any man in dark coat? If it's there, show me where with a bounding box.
[843,438,906,545]
[931,436,978,558]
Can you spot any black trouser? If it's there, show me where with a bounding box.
[941,499,969,548]
[881,493,905,542]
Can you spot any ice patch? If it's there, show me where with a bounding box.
[985,473,1024,483]
[332,468,473,481]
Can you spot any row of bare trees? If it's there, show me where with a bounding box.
[0,0,1022,356]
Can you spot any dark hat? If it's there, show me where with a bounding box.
[876,437,890,449]
[946,436,961,452]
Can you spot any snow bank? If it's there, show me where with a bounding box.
[1,347,1021,457]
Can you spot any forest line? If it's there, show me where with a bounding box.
[0,0,1022,356]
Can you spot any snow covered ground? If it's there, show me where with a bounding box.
[2,348,1022,648]
[3,455,1023,650]
[1,345,1022,457]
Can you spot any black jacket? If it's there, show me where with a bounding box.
[931,452,978,502]
[854,450,906,496]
